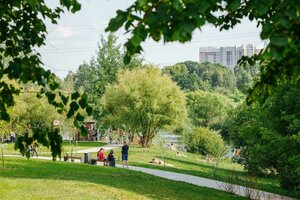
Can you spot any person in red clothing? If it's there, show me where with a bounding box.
[97,148,108,166]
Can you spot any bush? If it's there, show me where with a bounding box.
[184,127,225,157]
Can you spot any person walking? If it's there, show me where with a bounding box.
[10,132,15,143]
[121,141,129,168]
[30,142,38,157]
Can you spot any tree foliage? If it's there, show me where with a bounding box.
[101,67,187,147]
[0,0,91,159]
[106,0,300,103]
[186,91,232,130]
[1,82,65,159]
[228,82,300,190]
[74,34,143,120]
[163,61,236,91]
[234,64,260,94]
[184,127,225,157]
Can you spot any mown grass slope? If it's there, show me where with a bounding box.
[0,158,245,200]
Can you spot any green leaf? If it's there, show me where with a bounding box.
[79,98,87,109]
[80,125,88,136]
[172,0,183,12]
[67,101,79,118]
[61,95,69,105]
[71,92,80,100]
[182,23,194,33]
[270,34,288,47]
[256,4,269,16]
[71,2,81,13]
[124,54,131,64]
[73,119,80,128]
[86,106,93,116]
[228,0,240,12]
[278,16,291,29]
[45,92,55,103]
[105,10,127,32]
[75,113,85,122]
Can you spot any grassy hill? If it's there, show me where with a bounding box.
[0,157,244,200]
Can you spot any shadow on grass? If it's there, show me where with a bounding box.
[0,158,245,200]
[128,156,298,199]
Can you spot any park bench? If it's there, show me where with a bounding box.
[64,155,82,162]
[91,158,115,167]
[91,158,106,165]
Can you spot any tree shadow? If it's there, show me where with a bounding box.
[0,158,243,200]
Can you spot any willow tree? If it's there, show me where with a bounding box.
[101,67,187,147]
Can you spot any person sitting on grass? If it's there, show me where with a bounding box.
[97,148,108,166]
[107,150,115,167]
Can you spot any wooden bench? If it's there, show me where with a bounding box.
[64,155,82,162]
[91,158,116,167]
[91,158,107,165]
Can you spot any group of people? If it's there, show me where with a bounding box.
[97,141,129,168]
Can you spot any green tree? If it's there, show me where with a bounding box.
[106,0,300,103]
[0,1,91,159]
[74,34,143,120]
[5,83,64,158]
[235,65,260,93]
[184,126,225,157]
[163,61,236,91]
[228,82,300,190]
[101,67,187,147]
[186,91,232,130]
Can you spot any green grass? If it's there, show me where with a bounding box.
[100,145,299,199]
[0,157,245,200]
[2,142,299,198]
[1,141,106,157]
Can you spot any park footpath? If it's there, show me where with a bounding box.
[4,144,297,200]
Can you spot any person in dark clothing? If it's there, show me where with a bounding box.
[107,150,115,167]
[30,142,38,157]
[121,141,129,168]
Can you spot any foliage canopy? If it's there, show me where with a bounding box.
[228,82,300,190]
[101,67,187,147]
[186,91,232,130]
[106,0,300,103]
[163,61,236,91]
[184,127,225,157]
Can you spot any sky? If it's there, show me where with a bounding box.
[39,0,265,78]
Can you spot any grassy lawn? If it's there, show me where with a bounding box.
[2,142,299,198]
[1,141,106,157]
[0,157,245,200]
[100,145,299,199]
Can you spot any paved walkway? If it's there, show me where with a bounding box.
[115,165,296,200]
[75,144,120,153]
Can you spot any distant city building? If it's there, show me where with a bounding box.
[245,44,254,56]
[199,47,220,64]
[199,44,262,70]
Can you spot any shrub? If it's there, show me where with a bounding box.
[184,127,225,157]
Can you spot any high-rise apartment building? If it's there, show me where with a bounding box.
[245,44,254,56]
[220,46,237,70]
[199,47,220,64]
[199,44,261,70]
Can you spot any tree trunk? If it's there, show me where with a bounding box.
[141,132,150,147]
